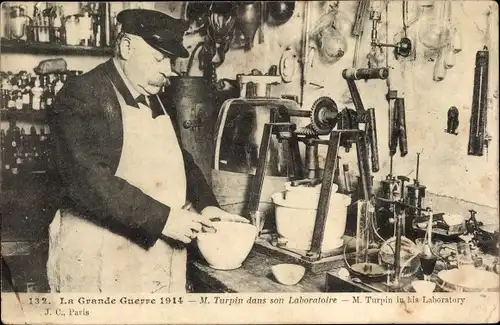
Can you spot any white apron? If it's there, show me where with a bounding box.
[47,86,188,293]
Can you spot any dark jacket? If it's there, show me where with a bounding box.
[47,59,219,249]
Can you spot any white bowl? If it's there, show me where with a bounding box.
[197,221,257,270]
[283,181,338,203]
[271,264,305,285]
[271,191,351,250]
[437,268,500,292]
[412,280,436,293]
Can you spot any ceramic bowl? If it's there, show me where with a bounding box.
[411,280,436,293]
[197,221,257,270]
[283,181,338,204]
[437,268,499,292]
[271,191,351,251]
[272,264,306,286]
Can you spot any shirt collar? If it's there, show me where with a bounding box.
[112,58,142,102]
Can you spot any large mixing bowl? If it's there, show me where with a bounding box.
[197,221,257,270]
[271,191,351,251]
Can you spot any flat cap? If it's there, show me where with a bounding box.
[117,9,190,58]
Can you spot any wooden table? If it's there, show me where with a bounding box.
[188,250,334,293]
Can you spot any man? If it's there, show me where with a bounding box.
[46,9,247,293]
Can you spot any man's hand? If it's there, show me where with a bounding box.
[162,208,214,244]
[200,206,250,224]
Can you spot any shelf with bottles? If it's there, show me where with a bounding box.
[3,2,118,56]
[1,69,82,122]
[1,38,113,57]
[1,110,47,123]
[1,120,52,189]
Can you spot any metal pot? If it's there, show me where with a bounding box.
[266,1,295,26]
[235,2,261,51]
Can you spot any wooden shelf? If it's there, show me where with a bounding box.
[1,109,47,123]
[1,38,113,57]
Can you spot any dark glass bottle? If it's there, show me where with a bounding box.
[0,129,7,173]
[29,126,40,170]
[6,120,21,176]
[45,82,55,110]
[39,127,48,170]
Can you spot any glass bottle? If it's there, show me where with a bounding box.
[6,120,21,155]
[444,43,455,69]
[54,74,64,95]
[22,77,32,110]
[81,11,93,46]
[32,78,43,111]
[45,83,55,110]
[7,92,16,111]
[39,127,48,170]
[10,150,19,176]
[451,26,462,53]
[16,128,25,172]
[15,91,24,110]
[40,16,50,42]
[1,72,10,110]
[0,129,8,173]
[29,126,40,170]
[433,48,446,81]
[16,74,23,91]
[22,127,32,170]
[418,0,452,50]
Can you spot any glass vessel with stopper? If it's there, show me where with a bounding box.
[415,210,444,281]
[418,0,452,50]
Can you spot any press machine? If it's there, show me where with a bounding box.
[246,67,388,272]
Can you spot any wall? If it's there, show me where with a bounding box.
[2,1,498,223]
[157,1,499,224]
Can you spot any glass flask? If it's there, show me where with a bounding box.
[418,0,452,50]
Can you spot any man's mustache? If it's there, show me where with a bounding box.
[149,78,168,87]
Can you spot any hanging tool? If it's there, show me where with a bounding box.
[352,0,371,37]
[259,1,265,44]
[467,48,490,156]
[350,0,370,70]
[445,106,459,135]
[299,1,311,107]
[389,97,408,157]
[369,7,412,60]
[467,6,492,156]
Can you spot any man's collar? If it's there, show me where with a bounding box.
[112,58,142,101]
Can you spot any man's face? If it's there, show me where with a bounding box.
[123,36,175,96]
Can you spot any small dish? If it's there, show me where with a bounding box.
[271,264,305,285]
[411,280,436,293]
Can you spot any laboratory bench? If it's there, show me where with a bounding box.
[188,241,500,293]
[188,250,328,293]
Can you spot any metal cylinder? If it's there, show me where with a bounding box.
[406,184,426,217]
[342,67,389,80]
[165,76,216,185]
[305,142,318,179]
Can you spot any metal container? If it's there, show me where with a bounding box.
[165,77,216,185]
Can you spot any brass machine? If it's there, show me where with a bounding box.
[244,67,387,272]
